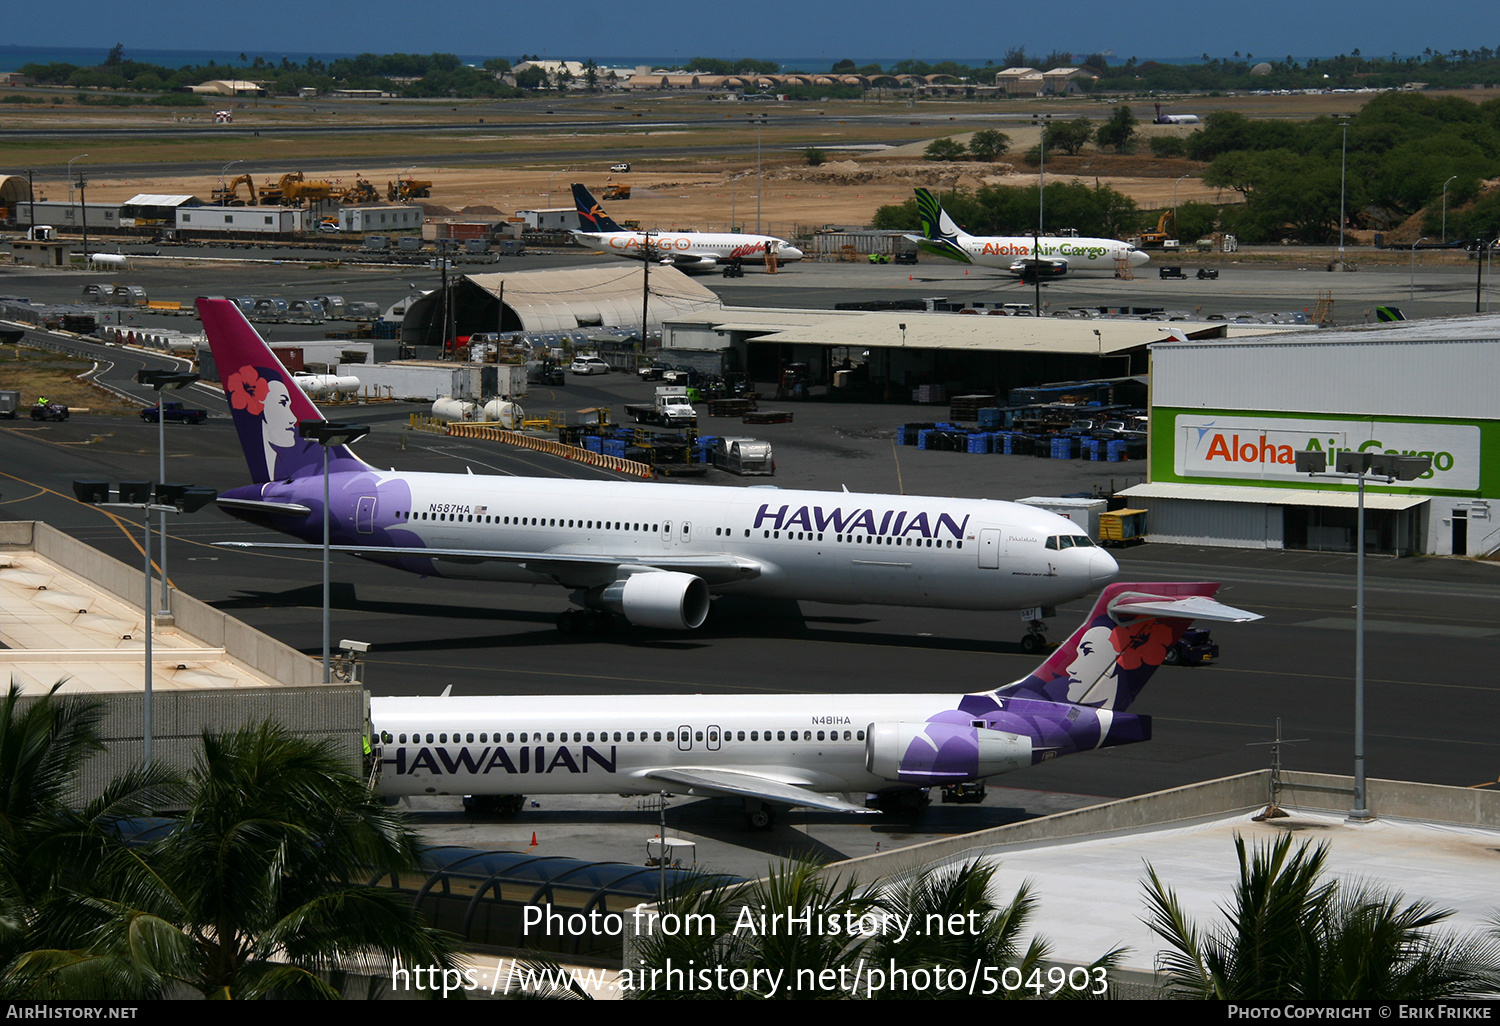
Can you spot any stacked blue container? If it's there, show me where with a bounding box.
[1107,440,1130,462]
[1051,436,1076,459]
[917,430,934,450]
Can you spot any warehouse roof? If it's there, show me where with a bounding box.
[1118,481,1431,510]
[455,265,723,333]
[739,311,1301,355]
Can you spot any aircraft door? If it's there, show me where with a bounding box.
[356,496,377,534]
[707,725,721,751]
[978,528,1002,568]
[676,725,692,752]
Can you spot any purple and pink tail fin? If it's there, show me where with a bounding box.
[997,582,1260,712]
[197,297,369,484]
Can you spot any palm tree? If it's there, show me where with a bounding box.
[0,683,179,998]
[1144,833,1500,1000]
[5,721,457,999]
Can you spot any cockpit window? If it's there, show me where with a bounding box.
[1045,534,1095,549]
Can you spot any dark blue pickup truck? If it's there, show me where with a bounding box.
[140,400,208,425]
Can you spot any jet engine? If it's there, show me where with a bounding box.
[598,571,711,630]
[865,721,1032,784]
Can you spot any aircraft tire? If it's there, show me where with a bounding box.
[744,805,775,830]
[1020,632,1044,653]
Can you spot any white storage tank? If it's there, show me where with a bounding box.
[481,400,523,428]
[431,397,480,422]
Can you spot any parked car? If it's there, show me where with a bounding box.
[569,355,610,376]
[610,162,632,173]
[637,362,672,381]
[140,400,208,425]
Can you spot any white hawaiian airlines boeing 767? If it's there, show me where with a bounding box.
[909,187,1149,277]
[370,582,1259,827]
[570,183,803,271]
[200,297,1115,642]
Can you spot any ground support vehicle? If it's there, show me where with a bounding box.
[30,400,69,422]
[626,387,697,427]
[1158,266,1187,280]
[1165,628,1219,665]
[0,391,18,419]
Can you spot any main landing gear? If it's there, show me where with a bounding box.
[743,800,777,831]
[463,794,527,816]
[556,609,616,635]
[873,789,930,817]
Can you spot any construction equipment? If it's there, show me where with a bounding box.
[1136,211,1176,249]
[387,178,433,202]
[339,178,379,204]
[211,173,257,206]
[601,184,631,200]
[258,172,336,207]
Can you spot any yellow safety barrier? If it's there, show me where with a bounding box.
[445,422,654,478]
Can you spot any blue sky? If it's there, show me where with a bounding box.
[6,0,1496,64]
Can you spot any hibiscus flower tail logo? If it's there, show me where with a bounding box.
[1109,620,1174,671]
[227,365,269,417]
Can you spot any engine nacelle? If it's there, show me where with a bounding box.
[865,721,1032,784]
[599,571,710,630]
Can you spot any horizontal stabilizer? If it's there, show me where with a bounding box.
[644,767,873,814]
[1108,593,1262,623]
[214,497,314,517]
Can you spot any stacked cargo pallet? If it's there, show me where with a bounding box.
[948,395,998,422]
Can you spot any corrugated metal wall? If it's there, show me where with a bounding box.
[1152,337,1500,420]
[1139,498,1285,549]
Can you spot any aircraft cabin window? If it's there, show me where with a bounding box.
[750,731,758,741]
[398,733,407,743]
[817,731,825,741]
[857,730,865,741]
[777,731,785,741]
[466,733,474,742]
[440,733,447,743]
[426,734,433,743]
[614,732,622,742]
[695,731,703,742]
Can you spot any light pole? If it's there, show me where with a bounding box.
[67,153,88,205]
[298,420,370,683]
[1338,116,1350,267]
[77,173,88,264]
[137,369,201,619]
[1409,237,1427,310]
[73,480,215,765]
[1173,173,1190,242]
[1441,175,1457,244]
[219,159,243,205]
[749,114,767,234]
[544,167,564,207]
[1295,449,1432,822]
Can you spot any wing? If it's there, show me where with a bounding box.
[668,253,719,270]
[911,235,972,264]
[642,767,873,814]
[216,497,314,517]
[212,541,765,588]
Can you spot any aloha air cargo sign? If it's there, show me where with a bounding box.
[1174,415,1479,491]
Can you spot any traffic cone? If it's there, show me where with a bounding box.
[529,832,538,846]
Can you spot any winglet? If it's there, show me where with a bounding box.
[998,582,1259,712]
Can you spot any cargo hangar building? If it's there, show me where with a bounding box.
[1120,315,1500,557]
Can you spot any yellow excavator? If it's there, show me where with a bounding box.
[211,173,257,206]
[258,172,336,206]
[1136,210,1176,249]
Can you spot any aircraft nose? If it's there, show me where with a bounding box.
[781,246,804,261]
[1090,546,1119,588]
[1130,249,1150,267]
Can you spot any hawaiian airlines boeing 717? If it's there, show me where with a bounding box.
[200,298,1115,642]
[570,183,803,271]
[369,581,1259,827]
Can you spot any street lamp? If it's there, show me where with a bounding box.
[1337,115,1351,268]
[73,480,216,765]
[1173,173,1190,243]
[298,420,370,683]
[1409,237,1427,310]
[67,153,88,205]
[1294,449,1432,822]
[1441,175,1458,244]
[544,167,564,207]
[748,113,768,234]
[136,369,201,619]
[219,159,243,205]
[77,173,88,265]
